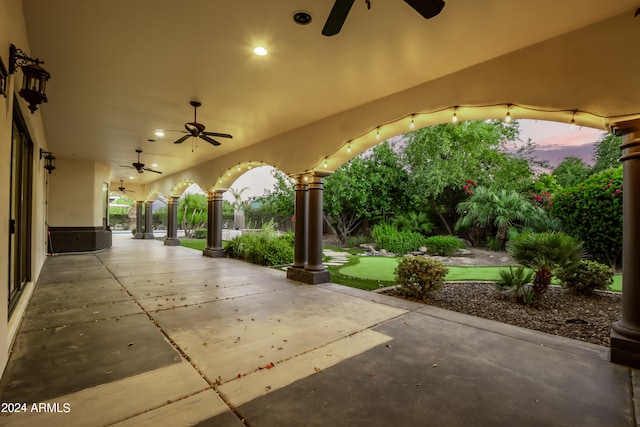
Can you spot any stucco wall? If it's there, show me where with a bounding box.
[0,0,49,377]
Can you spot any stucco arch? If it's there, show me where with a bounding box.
[207,161,281,194]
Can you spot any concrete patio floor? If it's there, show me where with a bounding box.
[0,235,638,426]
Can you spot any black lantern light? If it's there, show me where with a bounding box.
[9,44,50,113]
[40,148,56,174]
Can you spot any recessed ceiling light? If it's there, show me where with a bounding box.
[152,163,158,168]
[293,11,312,25]
[253,46,268,56]
[154,130,165,137]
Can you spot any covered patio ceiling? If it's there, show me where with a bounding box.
[18,1,640,188]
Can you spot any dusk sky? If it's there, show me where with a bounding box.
[225,120,608,202]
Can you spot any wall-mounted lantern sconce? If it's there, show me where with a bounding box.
[0,57,7,98]
[9,44,50,113]
[40,148,56,174]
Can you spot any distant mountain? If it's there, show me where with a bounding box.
[533,143,595,168]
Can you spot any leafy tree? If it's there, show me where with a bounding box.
[552,157,591,188]
[177,193,207,238]
[403,120,535,234]
[591,133,622,175]
[507,232,586,303]
[256,170,294,219]
[550,167,622,267]
[455,187,545,248]
[324,141,409,242]
[228,186,249,211]
[152,206,167,230]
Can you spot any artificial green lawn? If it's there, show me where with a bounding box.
[180,239,207,251]
[338,255,622,292]
[178,241,622,292]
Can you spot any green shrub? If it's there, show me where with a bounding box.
[371,223,428,255]
[193,228,207,239]
[394,256,448,299]
[557,260,614,296]
[550,167,622,267]
[424,235,465,256]
[495,266,535,305]
[223,232,293,267]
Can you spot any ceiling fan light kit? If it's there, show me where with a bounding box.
[119,149,162,175]
[172,101,233,147]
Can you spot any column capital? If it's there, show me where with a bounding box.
[208,190,224,201]
[610,118,640,137]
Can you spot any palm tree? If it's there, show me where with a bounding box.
[507,232,586,302]
[455,187,545,248]
[228,186,249,229]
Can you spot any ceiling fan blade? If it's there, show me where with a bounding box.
[118,165,135,169]
[322,0,355,36]
[403,0,445,19]
[203,131,232,139]
[173,134,191,144]
[142,167,163,174]
[199,134,221,146]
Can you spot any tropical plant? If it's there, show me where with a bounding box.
[495,266,535,305]
[403,120,536,234]
[455,187,546,249]
[393,211,434,236]
[507,232,586,302]
[177,193,207,238]
[550,167,622,267]
[394,256,448,299]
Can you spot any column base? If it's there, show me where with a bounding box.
[164,238,180,246]
[611,325,640,369]
[287,267,331,285]
[203,248,225,258]
[133,233,144,239]
[144,233,155,239]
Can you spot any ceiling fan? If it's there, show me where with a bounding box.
[322,0,445,36]
[117,180,134,193]
[172,101,233,147]
[119,149,162,174]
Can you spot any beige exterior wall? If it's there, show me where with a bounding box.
[48,158,111,227]
[0,0,49,376]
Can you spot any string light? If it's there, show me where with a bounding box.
[312,103,636,172]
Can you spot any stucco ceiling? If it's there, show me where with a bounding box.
[18,0,640,187]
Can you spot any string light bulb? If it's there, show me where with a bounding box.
[570,110,577,128]
[376,127,380,139]
[323,158,328,168]
[410,114,415,129]
[505,105,512,123]
[452,107,458,123]
[347,142,351,153]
